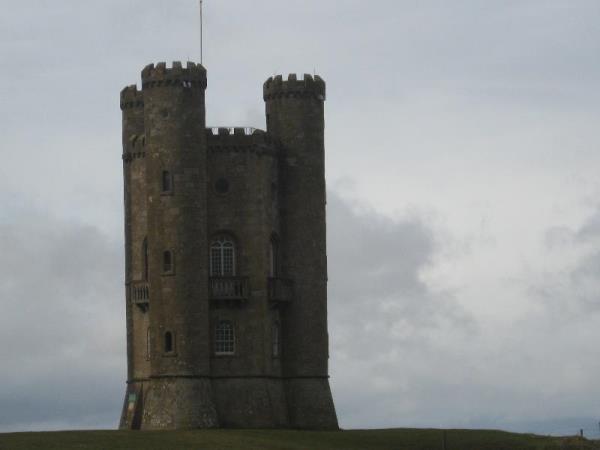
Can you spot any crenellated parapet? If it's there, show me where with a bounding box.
[141,61,207,90]
[206,127,280,156]
[122,134,146,163]
[263,74,326,101]
[120,85,144,110]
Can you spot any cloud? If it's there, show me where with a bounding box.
[327,192,600,434]
[327,192,477,428]
[2,189,600,435]
[328,191,473,345]
[537,207,600,318]
[2,0,600,438]
[0,190,471,432]
[0,201,125,431]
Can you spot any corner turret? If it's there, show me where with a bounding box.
[141,61,207,89]
[120,85,144,110]
[263,74,325,101]
[263,73,338,430]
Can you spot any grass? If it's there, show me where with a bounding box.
[0,428,599,450]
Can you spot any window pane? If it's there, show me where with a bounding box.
[210,247,221,276]
[223,248,234,276]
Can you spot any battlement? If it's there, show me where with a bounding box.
[207,127,263,137]
[120,85,144,110]
[263,74,326,101]
[141,61,207,90]
[123,134,146,163]
[130,134,146,149]
[206,127,279,156]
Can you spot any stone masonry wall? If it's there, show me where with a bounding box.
[120,65,337,430]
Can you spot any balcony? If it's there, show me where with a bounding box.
[268,278,293,307]
[130,281,149,312]
[209,277,249,305]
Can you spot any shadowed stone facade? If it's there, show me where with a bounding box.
[119,62,338,430]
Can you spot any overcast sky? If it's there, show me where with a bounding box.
[2,0,600,436]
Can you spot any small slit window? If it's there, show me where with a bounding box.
[163,250,173,273]
[269,236,279,278]
[146,327,151,360]
[215,320,235,355]
[162,170,172,193]
[272,322,280,358]
[164,331,173,353]
[142,238,149,281]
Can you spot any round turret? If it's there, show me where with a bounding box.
[141,61,207,90]
[137,61,217,429]
[120,82,147,402]
[120,85,144,110]
[263,74,325,101]
[263,73,338,429]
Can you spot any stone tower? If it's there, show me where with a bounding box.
[119,62,338,430]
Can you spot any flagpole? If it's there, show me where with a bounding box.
[199,0,203,64]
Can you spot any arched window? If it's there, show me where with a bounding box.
[269,236,279,277]
[142,238,148,281]
[163,250,173,273]
[210,236,235,277]
[162,170,172,192]
[215,320,235,355]
[164,331,173,353]
[272,321,280,358]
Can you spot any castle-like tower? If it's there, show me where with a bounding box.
[119,62,338,429]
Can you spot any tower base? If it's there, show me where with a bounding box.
[285,377,339,430]
[119,376,338,430]
[120,378,218,430]
[212,377,290,428]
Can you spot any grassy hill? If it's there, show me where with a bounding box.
[0,428,598,450]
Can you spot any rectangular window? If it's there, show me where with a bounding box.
[163,250,173,273]
[164,331,174,353]
[272,323,280,358]
[215,321,235,355]
[162,170,172,193]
